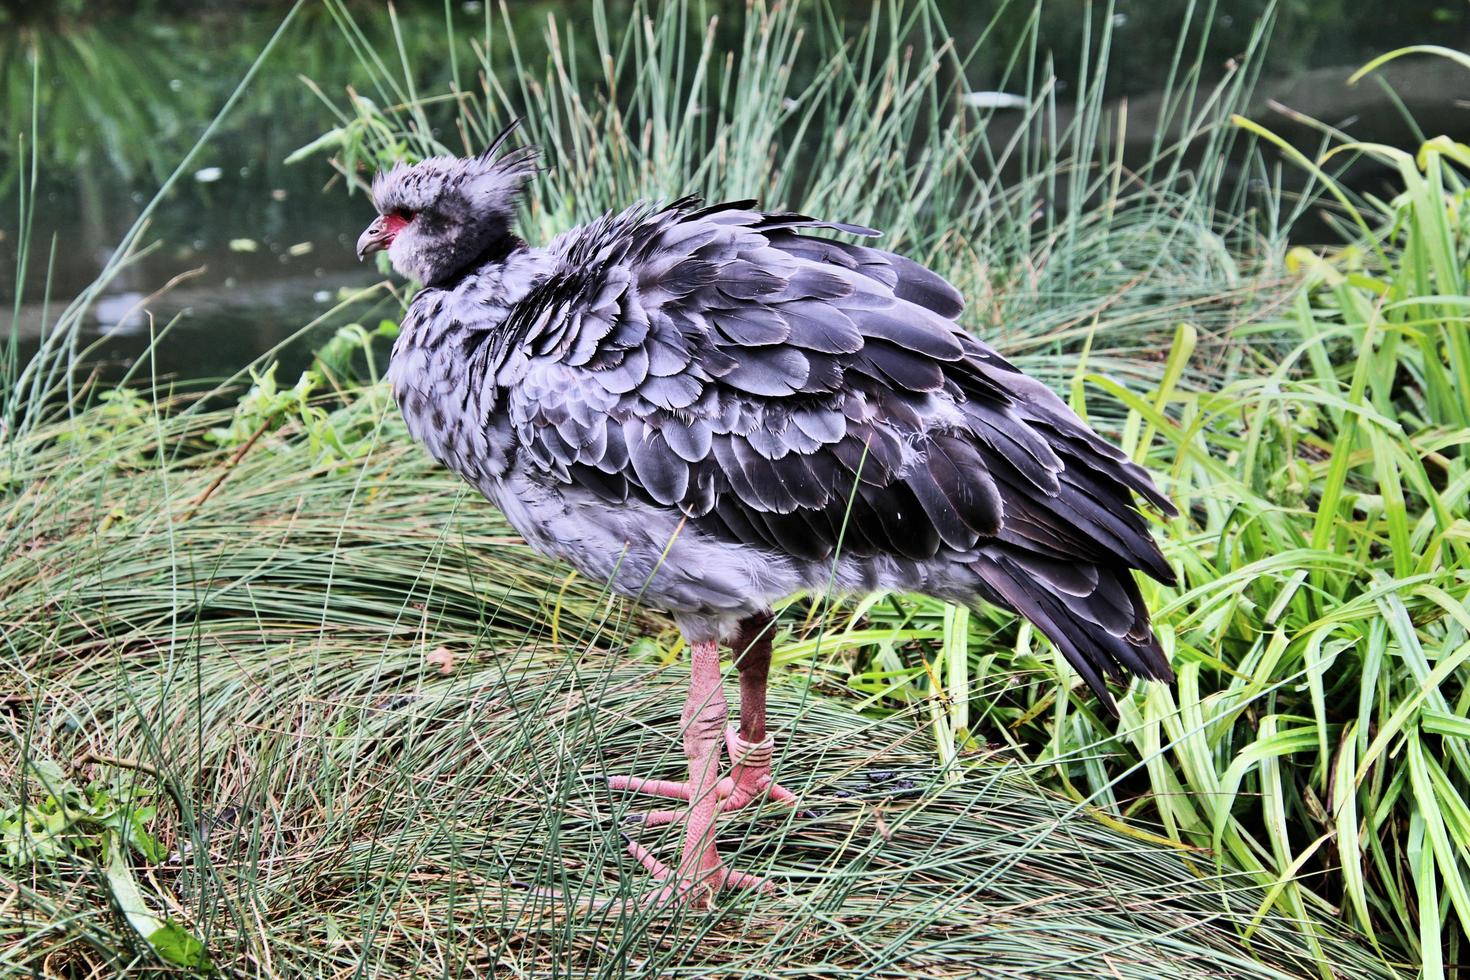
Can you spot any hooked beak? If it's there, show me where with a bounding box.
[356,214,395,261]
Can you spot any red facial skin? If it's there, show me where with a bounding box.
[356,211,412,259]
[382,211,410,237]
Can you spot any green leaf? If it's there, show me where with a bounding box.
[1422,709,1470,740]
[285,125,346,164]
[1348,44,1470,84]
[104,836,212,973]
[147,921,213,971]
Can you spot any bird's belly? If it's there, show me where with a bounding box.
[477,471,805,621]
[473,468,987,632]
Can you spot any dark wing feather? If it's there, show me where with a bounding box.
[501,198,1175,706]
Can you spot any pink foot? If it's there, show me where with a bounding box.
[608,726,803,901]
[607,726,804,826]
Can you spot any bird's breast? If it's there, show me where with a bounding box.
[389,339,514,486]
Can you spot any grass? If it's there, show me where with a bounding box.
[303,0,1284,395]
[5,0,1470,976]
[0,387,1397,978]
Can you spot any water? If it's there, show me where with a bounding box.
[1,5,459,386]
[4,1,1468,385]
[8,170,380,386]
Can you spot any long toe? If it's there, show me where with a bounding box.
[609,767,803,818]
[623,809,686,828]
[718,866,774,892]
[622,834,675,882]
[620,834,771,906]
[606,775,694,801]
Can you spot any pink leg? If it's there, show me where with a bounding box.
[607,614,803,907]
[672,638,727,906]
[723,613,800,810]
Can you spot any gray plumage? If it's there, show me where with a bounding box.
[368,129,1177,711]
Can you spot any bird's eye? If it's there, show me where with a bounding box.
[392,208,415,222]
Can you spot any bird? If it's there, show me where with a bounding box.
[356,122,1177,909]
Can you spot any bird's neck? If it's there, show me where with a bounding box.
[440,233,527,289]
[400,246,551,352]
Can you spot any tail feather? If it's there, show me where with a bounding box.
[975,547,1172,714]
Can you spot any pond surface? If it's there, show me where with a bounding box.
[3,0,1468,385]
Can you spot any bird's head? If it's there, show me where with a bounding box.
[356,122,538,286]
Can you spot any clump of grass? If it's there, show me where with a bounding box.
[0,386,1395,977]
